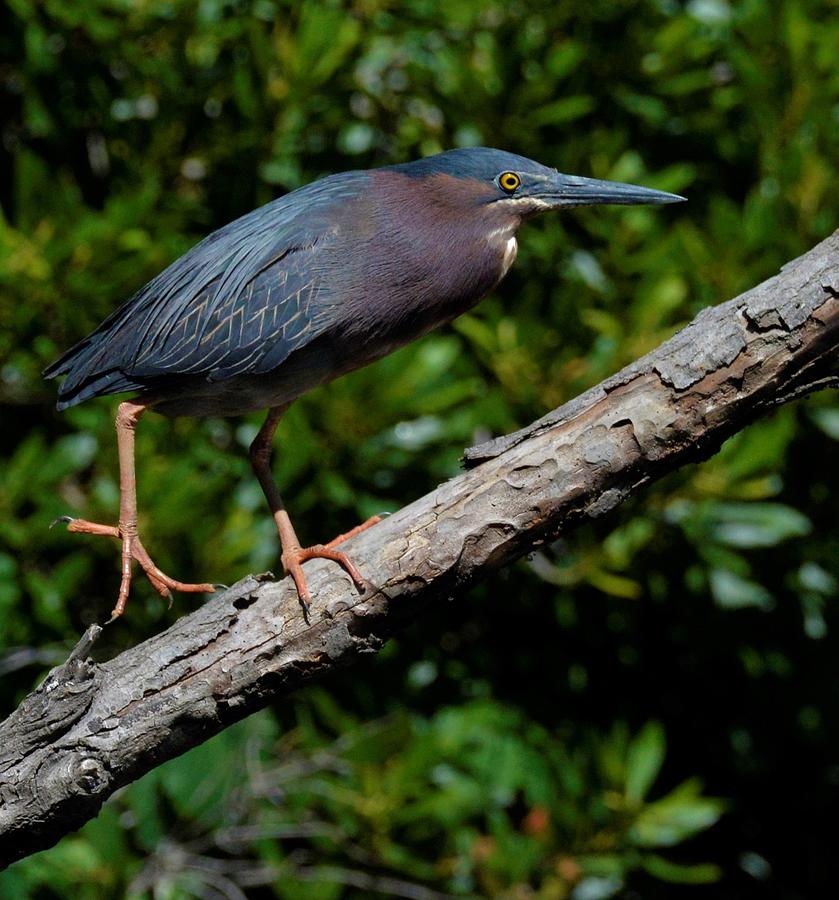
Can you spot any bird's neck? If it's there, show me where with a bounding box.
[375,171,521,298]
[327,172,523,360]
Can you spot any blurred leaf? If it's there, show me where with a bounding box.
[712,502,811,548]
[642,853,722,883]
[630,780,725,847]
[710,568,774,610]
[571,875,624,899]
[810,406,839,440]
[625,722,666,806]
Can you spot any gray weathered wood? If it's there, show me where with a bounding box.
[1,231,838,869]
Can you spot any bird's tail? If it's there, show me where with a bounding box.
[43,333,144,410]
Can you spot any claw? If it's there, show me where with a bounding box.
[300,596,312,626]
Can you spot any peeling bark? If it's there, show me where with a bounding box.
[1,231,838,869]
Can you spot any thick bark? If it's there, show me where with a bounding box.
[1,231,838,869]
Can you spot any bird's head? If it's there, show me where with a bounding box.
[389,147,685,221]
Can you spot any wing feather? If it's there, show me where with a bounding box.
[44,172,364,408]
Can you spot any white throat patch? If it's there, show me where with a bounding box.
[486,226,518,277]
[501,234,518,275]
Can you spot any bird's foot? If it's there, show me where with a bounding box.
[282,515,383,622]
[281,545,365,624]
[54,516,215,621]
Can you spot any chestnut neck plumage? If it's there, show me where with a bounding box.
[331,171,522,353]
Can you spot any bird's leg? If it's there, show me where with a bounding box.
[59,399,214,620]
[249,407,373,620]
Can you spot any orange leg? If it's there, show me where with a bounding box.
[249,407,380,620]
[57,400,214,621]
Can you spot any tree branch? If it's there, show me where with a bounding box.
[2,231,838,869]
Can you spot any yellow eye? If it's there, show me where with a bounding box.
[498,171,521,193]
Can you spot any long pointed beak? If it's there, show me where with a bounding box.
[541,173,685,208]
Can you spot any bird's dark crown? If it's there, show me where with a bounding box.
[387,147,555,183]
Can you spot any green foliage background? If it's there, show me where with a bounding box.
[1,0,839,896]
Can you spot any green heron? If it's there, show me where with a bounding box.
[45,147,683,621]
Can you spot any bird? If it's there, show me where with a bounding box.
[44,147,684,622]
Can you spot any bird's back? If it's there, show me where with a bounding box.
[44,172,368,410]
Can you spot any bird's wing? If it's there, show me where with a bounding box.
[127,234,324,381]
[45,174,362,408]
